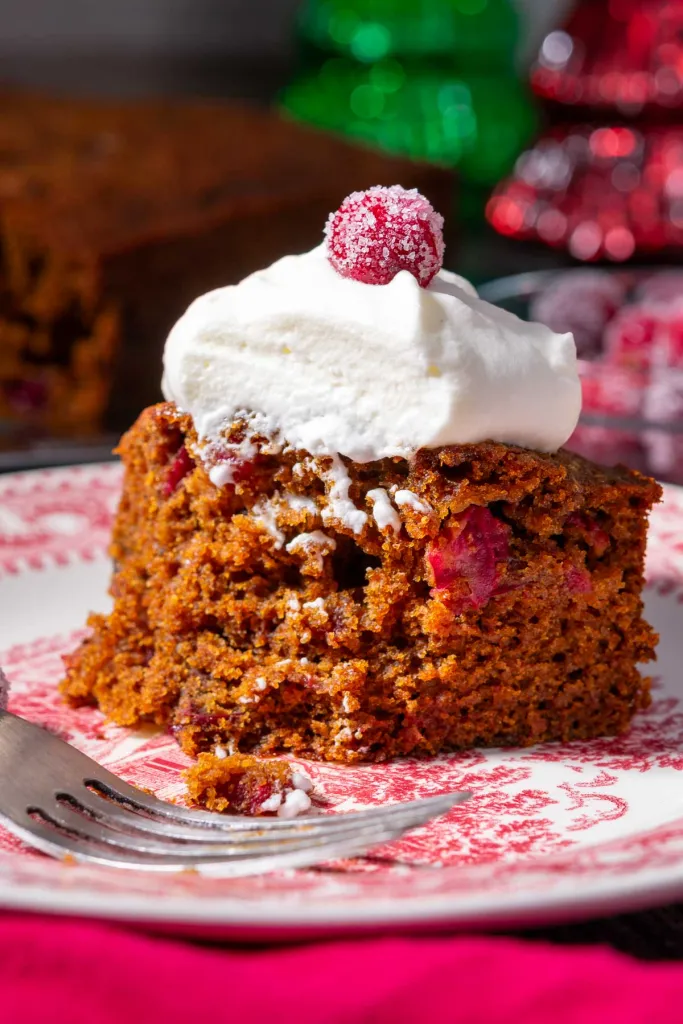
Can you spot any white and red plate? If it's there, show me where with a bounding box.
[1,463,683,938]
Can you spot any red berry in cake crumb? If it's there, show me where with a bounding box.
[427,506,510,611]
[565,565,592,595]
[162,444,194,497]
[325,185,445,287]
[566,514,611,557]
[208,447,257,487]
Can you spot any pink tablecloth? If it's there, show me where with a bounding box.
[2,915,683,1023]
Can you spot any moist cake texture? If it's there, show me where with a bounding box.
[61,402,660,763]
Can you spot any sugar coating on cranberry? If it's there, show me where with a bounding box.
[325,185,445,288]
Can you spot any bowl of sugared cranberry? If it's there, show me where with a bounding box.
[479,268,683,484]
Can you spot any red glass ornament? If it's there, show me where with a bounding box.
[487,125,683,261]
[532,0,683,113]
[490,1,683,259]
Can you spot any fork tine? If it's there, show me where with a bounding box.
[41,791,465,849]
[0,807,415,876]
[0,711,470,834]
[0,710,472,874]
[26,802,427,860]
[73,785,467,841]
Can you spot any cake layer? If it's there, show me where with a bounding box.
[61,402,660,763]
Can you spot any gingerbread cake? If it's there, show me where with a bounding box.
[61,186,660,764]
[0,92,451,438]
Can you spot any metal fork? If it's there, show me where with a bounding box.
[0,710,470,876]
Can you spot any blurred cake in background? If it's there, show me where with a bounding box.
[281,0,536,189]
[0,91,452,441]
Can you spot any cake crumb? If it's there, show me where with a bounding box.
[183,752,316,816]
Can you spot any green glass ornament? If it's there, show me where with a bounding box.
[281,0,537,187]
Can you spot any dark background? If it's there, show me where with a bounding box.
[0,0,570,96]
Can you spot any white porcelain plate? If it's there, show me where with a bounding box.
[1,463,683,939]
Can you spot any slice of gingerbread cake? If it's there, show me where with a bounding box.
[61,186,660,764]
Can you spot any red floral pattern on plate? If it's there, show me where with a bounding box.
[0,464,682,933]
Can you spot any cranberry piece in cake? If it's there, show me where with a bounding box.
[427,506,510,611]
[325,185,444,287]
[565,565,593,595]
[162,444,194,497]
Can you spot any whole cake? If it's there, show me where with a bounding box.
[0,92,451,438]
[61,186,661,764]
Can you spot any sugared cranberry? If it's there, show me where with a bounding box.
[569,362,647,463]
[568,423,646,470]
[580,364,643,419]
[604,294,683,372]
[656,309,683,369]
[530,271,624,359]
[325,185,444,288]
[603,305,657,372]
[427,506,510,612]
[638,271,683,305]
[162,444,194,497]
[573,366,645,471]
[643,369,683,478]
[246,783,277,817]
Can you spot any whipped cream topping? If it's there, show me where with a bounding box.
[162,244,581,460]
